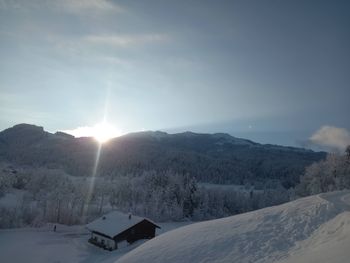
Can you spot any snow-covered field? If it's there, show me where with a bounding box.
[117,190,350,263]
[1,191,350,263]
[0,222,191,263]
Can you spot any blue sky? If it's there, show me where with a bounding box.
[0,0,349,149]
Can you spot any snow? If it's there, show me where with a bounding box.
[117,190,350,263]
[0,225,130,263]
[0,222,190,263]
[276,191,350,263]
[157,221,193,234]
[86,211,159,238]
[2,191,350,263]
[276,212,350,263]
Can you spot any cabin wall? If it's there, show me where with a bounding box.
[88,219,159,250]
[90,232,116,250]
[114,220,157,244]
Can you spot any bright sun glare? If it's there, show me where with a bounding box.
[92,122,121,143]
[62,122,123,143]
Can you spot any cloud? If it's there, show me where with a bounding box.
[0,0,22,9]
[49,33,169,50]
[0,0,123,13]
[84,34,169,47]
[309,126,350,152]
[48,33,169,58]
[58,0,123,14]
[46,33,169,66]
[62,126,97,138]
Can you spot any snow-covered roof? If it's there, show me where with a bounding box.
[86,211,158,238]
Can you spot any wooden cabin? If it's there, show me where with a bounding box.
[86,211,160,250]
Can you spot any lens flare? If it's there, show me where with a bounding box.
[92,122,121,143]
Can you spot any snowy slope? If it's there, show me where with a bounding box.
[277,212,350,263]
[117,191,350,263]
[276,192,350,263]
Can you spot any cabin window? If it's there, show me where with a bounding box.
[107,240,112,248]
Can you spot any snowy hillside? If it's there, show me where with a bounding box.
[117,191,350,263]
[277,192,350,263]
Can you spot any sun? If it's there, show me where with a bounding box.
[92,122,122,143]
[62,122,123,143]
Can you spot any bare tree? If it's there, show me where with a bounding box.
[346,145,350,161]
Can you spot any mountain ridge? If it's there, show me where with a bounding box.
[0,124,326,187]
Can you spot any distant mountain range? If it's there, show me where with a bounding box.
[0,124,326,188]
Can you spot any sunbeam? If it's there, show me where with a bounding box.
[82,141,103,221]
[82,86,111,221]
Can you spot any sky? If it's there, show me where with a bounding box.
[0,0,349,150]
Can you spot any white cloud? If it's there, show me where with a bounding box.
[46,33,169,66]
[63,126,96,138]
[49,33,169,52]
[58,0,123,14]
[0,0,123,13]
[84,34,169,47]
[0,0,22,9]
[310,126,350,152]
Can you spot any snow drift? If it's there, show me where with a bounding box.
[117,191,350,263]
[278,211,350,263]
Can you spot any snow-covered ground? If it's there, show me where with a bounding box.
[1,191,350,263]
[117,190,350,263]
[276,192,350,263]
[0,222,192,263]
[277,211,350,263]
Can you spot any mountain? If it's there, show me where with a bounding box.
[116,190,350,263]
[0,124,326,187]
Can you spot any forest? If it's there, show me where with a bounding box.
[0,125,347,229]
[0,165,291,228]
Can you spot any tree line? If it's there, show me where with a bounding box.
[296,146,350,196]
[0,165,291,228]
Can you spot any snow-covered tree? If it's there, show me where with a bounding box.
[297,151,350,196]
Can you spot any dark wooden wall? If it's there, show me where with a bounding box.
[114,219,157,243]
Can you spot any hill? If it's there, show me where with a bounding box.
[116,190,350,263]
[0,124,325,187]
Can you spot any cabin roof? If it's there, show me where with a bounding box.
[86,211,160,238]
